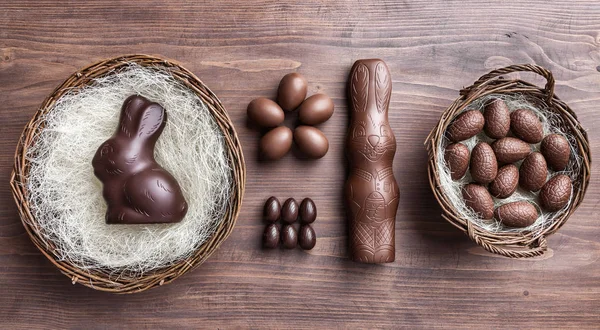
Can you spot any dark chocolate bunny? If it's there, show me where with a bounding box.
[92,95,188,224]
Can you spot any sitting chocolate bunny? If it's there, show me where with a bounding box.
[93,95,188,224]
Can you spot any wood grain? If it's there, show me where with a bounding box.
[1,0,600,328]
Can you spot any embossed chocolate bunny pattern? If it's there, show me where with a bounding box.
[92,95,188,224]
[345,59,399,263]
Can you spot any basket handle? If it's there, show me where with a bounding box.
[470,64,555,102]
[467,221,548,258]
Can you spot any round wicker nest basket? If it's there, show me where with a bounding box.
[425,64,591,258]
[10,54,246,293]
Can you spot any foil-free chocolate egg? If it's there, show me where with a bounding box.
[263,196,281,223]
[492,137,531,164]
[277,73,308,111]
[489,164,519,199]
[470,142,498,184]
[263,224,280,249]
[281,224,298,249]
[299,224,316,250]
[247,97,285,128]
[462,183,494,220]
[446,110,484,142]
[540,174,572,212]
[298,93,334,125]
[541,134,571,171]
[260,126,293,160]
[510,109,543,143]
[299,198,317,224]
[483,99,510,139]
[294,125,329,159]
[519,152,548,192]
[494,201,538,228]
[282,198,299,224]
[444,143,470,180]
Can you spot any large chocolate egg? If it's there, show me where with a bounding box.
[294,126,329,159]
[277,73,308,111]
[298,93,334,125]
[260,126,293,160]
[247,97,284,128]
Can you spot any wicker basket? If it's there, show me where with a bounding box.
[10,54,246,293]
[425,64,591,258]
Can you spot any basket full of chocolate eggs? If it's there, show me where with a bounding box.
[426,64,591,258]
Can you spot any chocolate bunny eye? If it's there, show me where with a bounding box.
[354,125,366,139]
[380,125,390,138]
[100,144,113,157]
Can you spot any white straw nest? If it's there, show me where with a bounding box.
[436,93,581,234]
[26,64,232,277]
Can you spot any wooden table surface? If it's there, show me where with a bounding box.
[1,1,599,328]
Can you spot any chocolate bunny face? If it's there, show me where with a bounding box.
[92,95,188,224]
[347,60,396,166]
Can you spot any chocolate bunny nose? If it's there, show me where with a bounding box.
[368,135,380,147]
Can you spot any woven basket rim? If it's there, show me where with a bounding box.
[425,64,591,258]
[9,54,246,293]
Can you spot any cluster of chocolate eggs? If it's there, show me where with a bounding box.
[247,73,334,160]
[444,98,573,228]
[262,197,317,250]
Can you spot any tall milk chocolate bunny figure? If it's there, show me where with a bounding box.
[345,59,399,263]
[92,95,188,224]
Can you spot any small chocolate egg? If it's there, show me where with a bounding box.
[470,142,498,184]
[263,196,281,223]
[298,93,335,125]
[519,152,548,192]
[489,164,519,199]
[277,72,308,111]
[299,225,316,250]
[462,183,494,220]
[446,110,484,142]
[510,109,543,143]
[260,126,293,160]
[263,224,280,249]
[541,134,571,171]
[294,126,329,159]
[299,198,317,224]
[247,97,284,128]
[492,137,531,164]
[483,99,510,139]
[540,174,572,212]
[444,143,470,180]
[494,201,538,228]
[281,198,299,223]
[281,224,298,249]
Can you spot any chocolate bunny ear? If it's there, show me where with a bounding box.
[135,103,166,139]
[118,95,148,138]
[117,95,166,140]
